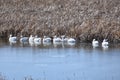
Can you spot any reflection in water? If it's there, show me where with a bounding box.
[67,42,76,46]
[34,41,41,46]
[43,42,52,47]
[92,44,99,48]
[53,42,62,48]
[0,39,120,80]
[9,41,17,46]
[20,42,29,47]
[102,45,109,50]
[29,41,34,47]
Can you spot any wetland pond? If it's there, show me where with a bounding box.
[0,39,120,80]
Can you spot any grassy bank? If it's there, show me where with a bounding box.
[0,0,120,42]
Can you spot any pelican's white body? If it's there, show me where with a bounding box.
[67,38,76,43]
[20,35,28,43]
[43,36,52,43]
[34,36,41,45]
[9,35,17,43]
[53,36,62,43]
[29,35,34,42]
[92,39,99,47]
[102,39,109,46]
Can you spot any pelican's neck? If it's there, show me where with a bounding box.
[20,35,23,38]
[103,39,106,42]
[54,35,58,38]
[93,39,95,42]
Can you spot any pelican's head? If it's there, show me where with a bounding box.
[30,35,33,37]
[9,34,12,37]
[54,35,57,38]
[35,35,38,38]
[61,35,65,38]
[44,36,46,38]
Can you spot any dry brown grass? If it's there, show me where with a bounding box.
[0,0,120,42]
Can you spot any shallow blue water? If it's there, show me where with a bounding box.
[0,40,120,80]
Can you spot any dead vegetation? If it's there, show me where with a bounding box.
[0,0,120,42]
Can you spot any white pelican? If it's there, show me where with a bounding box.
[53,36,62,43]
[92,39,99,47]
[20,35,28,43]
[28,35,34,46]
[67,38,76,43]
[61,35,68,42]
[9,34,17,43]
[102,39,109,47]
[29,35,34,42]
[34,35,41,45]
[43,36,52,43]
[9,35,17,42]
